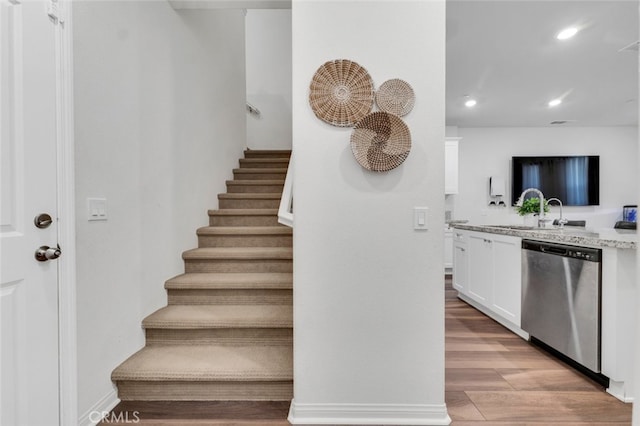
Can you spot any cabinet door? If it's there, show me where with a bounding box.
[453,242,467,292]
[491,236,522,326]
[444,229,453,270]
[467,234,493,305]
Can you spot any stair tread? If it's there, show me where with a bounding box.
[239,157,289,167]
[112,345,292,381]
[244,149,291,154]
[240,158,290,163]
[183,247,292,260]
[197,226,292,236]
[233,168,287,173]
[218,193,281,199]
[226,180,285,185]
[208,209,278,216]
[166,273,292,290]
[143,305,292,329]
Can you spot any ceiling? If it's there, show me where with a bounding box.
[446,0,639,127]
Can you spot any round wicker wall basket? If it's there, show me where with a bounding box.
[375,79,415,117]
[350,111,411,172]
[309,59,374,127]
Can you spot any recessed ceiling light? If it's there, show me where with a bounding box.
[556,27,578,40]
[548,98,562,107]
[464,99,477,108]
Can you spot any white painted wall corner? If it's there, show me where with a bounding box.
[78,388,119,426]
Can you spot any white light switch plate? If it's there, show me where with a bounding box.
[88,198,108,221]
[414,207,429,230]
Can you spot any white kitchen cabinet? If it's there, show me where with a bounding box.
[467,233,493,304]
[454,229,523,331]
[444,228,453,271]
[444,137,460,194]
[490,236,522,325]
[452,230,468,293]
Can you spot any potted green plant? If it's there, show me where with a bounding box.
[516,197,550,216]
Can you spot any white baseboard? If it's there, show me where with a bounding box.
[78,388,120,426]
[607,380,635,403]
[288,399,451,425]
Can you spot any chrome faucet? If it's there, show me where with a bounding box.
[546,197,568,228]
[516,188,547,227]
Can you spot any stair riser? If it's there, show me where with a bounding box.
[239,160,290,169]
[226,183,284,193]
[115,381,293,401]
[244,152,291,159]
[209,215,280,226]
[218,199,280,209]
[198,234,292,248]
[185,260,292,273]
[233,172,286,180]
[167,289,292,305]
[145,328,292,345]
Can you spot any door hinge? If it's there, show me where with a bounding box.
[47,0,64,24]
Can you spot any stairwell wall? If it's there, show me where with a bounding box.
[290,1,448,424]
[245,9,292,150]
[73,3,246,422]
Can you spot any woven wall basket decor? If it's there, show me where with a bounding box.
[350,111,411,172]
[309,59,374,127]
[375,79,415,117]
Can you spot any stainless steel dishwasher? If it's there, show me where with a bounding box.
[521,240,602,373]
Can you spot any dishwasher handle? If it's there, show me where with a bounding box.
[523,240,564,254]
[540,246,568,256]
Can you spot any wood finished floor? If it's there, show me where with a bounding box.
[443,277,631,425]
[102,277,632,425]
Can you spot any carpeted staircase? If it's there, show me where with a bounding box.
[111,149,293,401]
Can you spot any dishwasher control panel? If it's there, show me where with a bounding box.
[522,240,601,262]
[567,249,599,261]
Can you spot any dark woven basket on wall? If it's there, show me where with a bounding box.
[350,111,411,172]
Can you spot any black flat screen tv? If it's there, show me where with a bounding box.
[511,156,600,206]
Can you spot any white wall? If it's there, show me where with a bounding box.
[290,1,449,424]
[245,9,292,150]
[73,2,246,421]
[451,126,638,228]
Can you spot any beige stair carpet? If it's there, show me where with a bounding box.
[111,149,293,402]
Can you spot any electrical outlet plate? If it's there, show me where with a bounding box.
[87,198,107,221]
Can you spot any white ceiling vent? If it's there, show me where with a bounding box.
[619,41,640,53]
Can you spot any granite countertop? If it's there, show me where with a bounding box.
[451,223,637,250]
[446,219,469,225]
[445,220,469,229]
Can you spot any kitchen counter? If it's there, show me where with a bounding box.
[445,219,469,228]
[451,223,637,249]
[451,224,638,402]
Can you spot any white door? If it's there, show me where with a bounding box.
[1,1,60,425]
